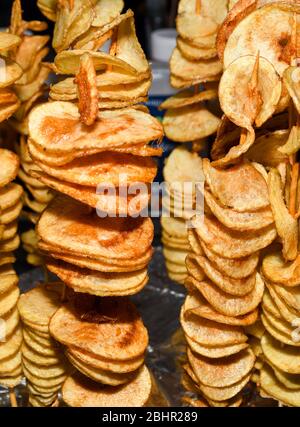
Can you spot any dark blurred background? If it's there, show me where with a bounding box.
[0,0,179,57]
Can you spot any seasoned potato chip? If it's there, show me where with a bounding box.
[184,292,258,326]
[177,37,217,61]
[246,130,289,166]
[262,251,300,287]
[92,0,123,27]
[268,168,298,261]
[186,273,264,317]
[219,55,281,129]
[0,33,21,52]
[224,4,298,76]
[203,159,270,212]
[75,53,98,126]
[260,365,300,406]
[160,88,217,110]
[187,347,255,388]
[163,104,220,142]
[28,102,163,156]
[37,0,57,21]
[204,190,274,232]
[53,0,95,52]
[278,126,300,156]
[177,13,218,41]
[170,48,222,82]
[261,333,300,374]
[74,9,133,50]
[55,49,136,75]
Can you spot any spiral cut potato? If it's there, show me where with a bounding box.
[159,0,226,286]
[0,149,23,389]
[178,0,300,407]
[5,0,54,267]
[27,0,164,407]
[18,283,69,407]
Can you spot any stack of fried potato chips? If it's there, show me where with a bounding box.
[179,0,300,407]
[180,158,276,406]
[28,0,163,407]
[18,283,69,407]
[161,146,204,284]
[6,0,54,266]
[0,149,23,389]
[159,0,224,284]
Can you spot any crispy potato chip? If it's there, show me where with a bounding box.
[185,273,264,317]
[62,367,151,407]
[31,169,150,215]
[262,251,300,287]
[33,150,156,187]
[177,37,217,61]
[260,364,300,406]
[184,293,258,326]
[163,104,220,142]
[180,306,248,347]
[178,0,228,24]
[0,56,23,88]
[14,35,49,73]
[191,215,276,259]
[268,168,297,261]
[170,48,222,82]
[74,9,133,50]
[186,336,248,359]
[115,17,149,75]
[75,53,98,126]
[204,190,274,231]
[0,149,19,187]
[278,126,300,156]
[50,298,148,360]
[246,129,289,166]
[160,88,217,110]
[66,351,134,386]
[187,254,256,296]
[68,347,144,374]
[37,0,57,21]
[18,283,63,327]
[261,333,300,374]
[177,13,218,41]
[283,66,300,113]
[261,314,300,347]
[200,239,259,279]
[0,33,21,52]
[46,258,148,297]
[28,102,163,156]
[197,373,251,402]
[224,4,298,76]
[53,0,95,52]
[92,0,123,27]
[219,55,281,129]
[203,159,270,212]
[55,49,136,75]
[170,73,221,89]
[187,347,255,388]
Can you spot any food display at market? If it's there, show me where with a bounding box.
[0,0,300,409]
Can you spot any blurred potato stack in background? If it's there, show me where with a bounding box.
[0,23,25,399]
[7,0,54,268]
[18,283,70,407]
[160,0,226,284]
[180,0,300,407]
[26,0,164,407]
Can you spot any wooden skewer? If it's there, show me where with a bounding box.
[195,0,201,15]
[9,388,17,407]
[194,84,199,94]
